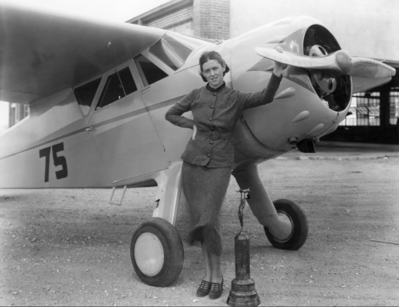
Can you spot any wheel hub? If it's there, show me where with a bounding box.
[134,232,164,276]
[270,211,294,242]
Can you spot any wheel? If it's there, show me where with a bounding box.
[264,199,308,250]
[131,217,184,287]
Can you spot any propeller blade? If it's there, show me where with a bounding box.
[349,56,396,78]
[255,47,353,75]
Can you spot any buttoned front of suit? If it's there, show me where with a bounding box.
[165,73,283,168]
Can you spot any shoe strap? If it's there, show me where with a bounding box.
[211,282,222,291]
[200,280,211,289]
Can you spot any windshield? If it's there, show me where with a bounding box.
[149,32,209,70]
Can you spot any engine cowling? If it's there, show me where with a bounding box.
[227,16,353,163]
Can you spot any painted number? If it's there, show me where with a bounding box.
[39,143,68,182]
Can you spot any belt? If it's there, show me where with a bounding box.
[198,130,230,141]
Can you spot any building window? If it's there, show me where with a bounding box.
[389,91,399,125]
[340,92,380,126]
[165,19,193,36]
[10,104,16,126]
[23,104,30,118]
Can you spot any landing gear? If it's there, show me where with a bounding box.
[233,165,309,251]
[264,199,308,250]
[131,217,184,287]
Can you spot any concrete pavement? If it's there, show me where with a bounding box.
[284,141,399,160]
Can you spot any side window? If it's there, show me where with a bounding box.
[96,67,137,110]
[97,73,123,109]
[74,78,101,115]
[135,54,168,87]
[119,67,137,95]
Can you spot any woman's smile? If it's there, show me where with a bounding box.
[202,59,225,88]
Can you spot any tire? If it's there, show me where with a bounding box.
[131,217,184,287]
[264,199,308,250]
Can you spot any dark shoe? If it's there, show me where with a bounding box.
[196,280,211,297]
[209,278,223,300]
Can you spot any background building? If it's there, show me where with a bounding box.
[8,104,29,128]
[128,0,399,144]
[128,0,230,40]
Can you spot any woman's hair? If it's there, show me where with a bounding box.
[199,51,230,82]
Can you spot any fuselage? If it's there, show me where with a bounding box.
[0,15,352,189]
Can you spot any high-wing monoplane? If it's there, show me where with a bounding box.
[0,3,395,287]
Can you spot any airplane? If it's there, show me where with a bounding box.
[0,2,395,288]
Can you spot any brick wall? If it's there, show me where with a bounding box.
[193,0,229,40]
[146,6,193,29]
[131,0,230,40]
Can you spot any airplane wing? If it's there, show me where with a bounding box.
[255,46,396,93]
[0,3,165,104]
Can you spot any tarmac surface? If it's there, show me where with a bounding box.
[290,141,399,159]
[1,141,399,306]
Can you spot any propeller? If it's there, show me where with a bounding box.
[255,46,353,75]
[255,46,396,78]
[349,56,396,78]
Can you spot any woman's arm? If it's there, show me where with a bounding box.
[165,90,196,129]
[165,106,195,129]
[240,61,287,109]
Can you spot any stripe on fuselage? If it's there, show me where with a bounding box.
[0,96,184,160]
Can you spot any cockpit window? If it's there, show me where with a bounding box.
[118,67,137,95]
[135,54,168,86]
[149,34,193,70]
[74,78,101,115]
[96,67,137,110]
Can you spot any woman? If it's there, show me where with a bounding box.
[165,51,286,299]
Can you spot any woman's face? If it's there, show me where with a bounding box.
[202,59,225,88]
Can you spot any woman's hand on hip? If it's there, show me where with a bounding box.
[192,125,197,140]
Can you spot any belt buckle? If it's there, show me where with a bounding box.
[209,131,219,141]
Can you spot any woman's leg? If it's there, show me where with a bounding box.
[208,244,224,299]
[201,241,222,283]
[210,253,223,283]
[202,242,212,281]
[182,163,230,295]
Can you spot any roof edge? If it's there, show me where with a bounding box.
[126,0,193,24]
